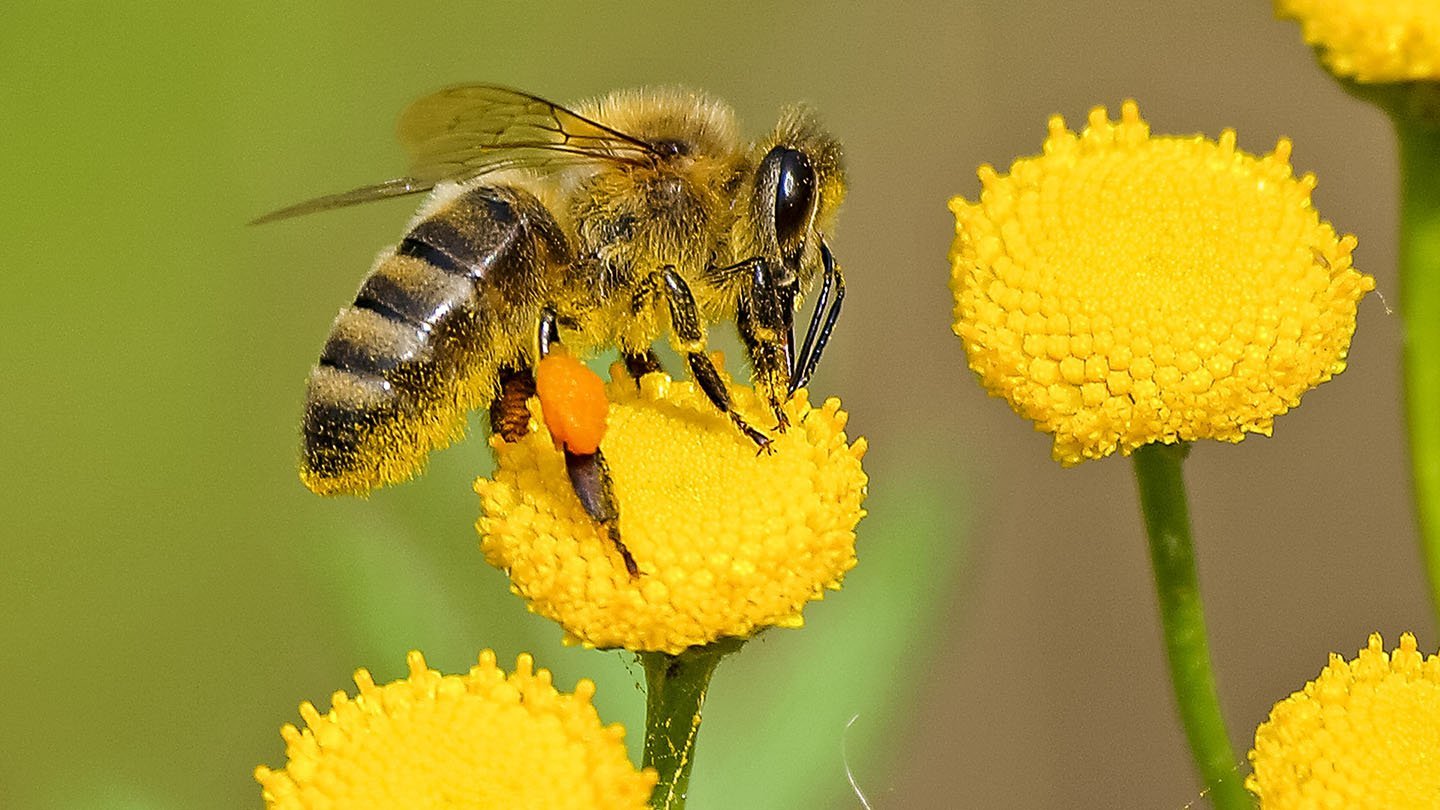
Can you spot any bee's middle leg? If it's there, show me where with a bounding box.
[655,268,771,451]
[621,276,665,387]
[535,306,638,577]
[622,349,662,386]
[489,365,537,442]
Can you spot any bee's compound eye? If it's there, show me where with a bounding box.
[773,148,815,253]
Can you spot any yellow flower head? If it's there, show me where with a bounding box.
[949,101,1373,466]
[475,365,867,654]
[1276,0,1440,83]
[1247,633,1440,809]
[255,650,656,810]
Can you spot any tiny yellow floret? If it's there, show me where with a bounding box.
[949,101,1373,465]
[1276,0,1440,82]
[475,364,867,654]
[1247,633,1440,809]
[255,650,656,810]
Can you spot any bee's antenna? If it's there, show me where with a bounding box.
[791,240,844,392]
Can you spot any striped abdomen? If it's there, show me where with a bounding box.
[301,184,567,495]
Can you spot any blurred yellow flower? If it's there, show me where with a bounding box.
[1276,0,1440,82]
[255,650,655,810]
[1248,633,1440,809]
[949,101,1373,466]
[476,365,867,654]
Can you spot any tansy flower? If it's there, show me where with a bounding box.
[949,101,1374,466]
[1275,0,1440,83]
[255,650,656,810]
[1247,633,1440,809]
[475,364,867,655]
[1278,0,1440,643]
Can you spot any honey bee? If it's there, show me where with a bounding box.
[256,84,847,574]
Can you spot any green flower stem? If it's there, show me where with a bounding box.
[639,638,742,810]
[1397,115,1440,630]
[1131,442,1254,810]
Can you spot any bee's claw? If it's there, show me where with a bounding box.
[772,406,790,433]
[731,413,772,450]
[608,524,641,579]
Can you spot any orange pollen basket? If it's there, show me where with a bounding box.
[535,353,610,454]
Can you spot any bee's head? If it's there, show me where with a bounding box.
[748,107,846,285]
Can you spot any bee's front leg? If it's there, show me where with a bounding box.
[655,268,773,452]
[734,258,795,431]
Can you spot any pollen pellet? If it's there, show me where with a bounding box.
[535,352,609,455]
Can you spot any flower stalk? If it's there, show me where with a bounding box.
[1397,113,1440,630]
[1276,0,1440,633]
[639,639,742,810]
[1131,442,1253,810]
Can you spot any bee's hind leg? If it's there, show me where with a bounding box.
[656,268,772,452]
[563,448,638,577]
[536,307,640,578]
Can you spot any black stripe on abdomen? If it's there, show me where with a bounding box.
[352,261,470,333]
[352,291,413,327]
[318,308,430,377]
[395,191,526,282]
[302,367,395,478]
[398,214,497,279]
[397,235,469,276]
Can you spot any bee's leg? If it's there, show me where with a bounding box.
[622,275,667,386]
[622,350,663,386]
[564,448,638,577]
[535,307,639,577]
[537,304,562,358]
[790,241,845,394]
[631,271,662,311]
[735,258,795,430]
[657,268,772,451]
[488,365,536,442]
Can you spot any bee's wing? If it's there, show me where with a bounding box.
[249,178,432,225]
[251,85,658,225]
[398,84,659,179]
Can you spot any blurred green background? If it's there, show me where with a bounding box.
[0,2,1426,808]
